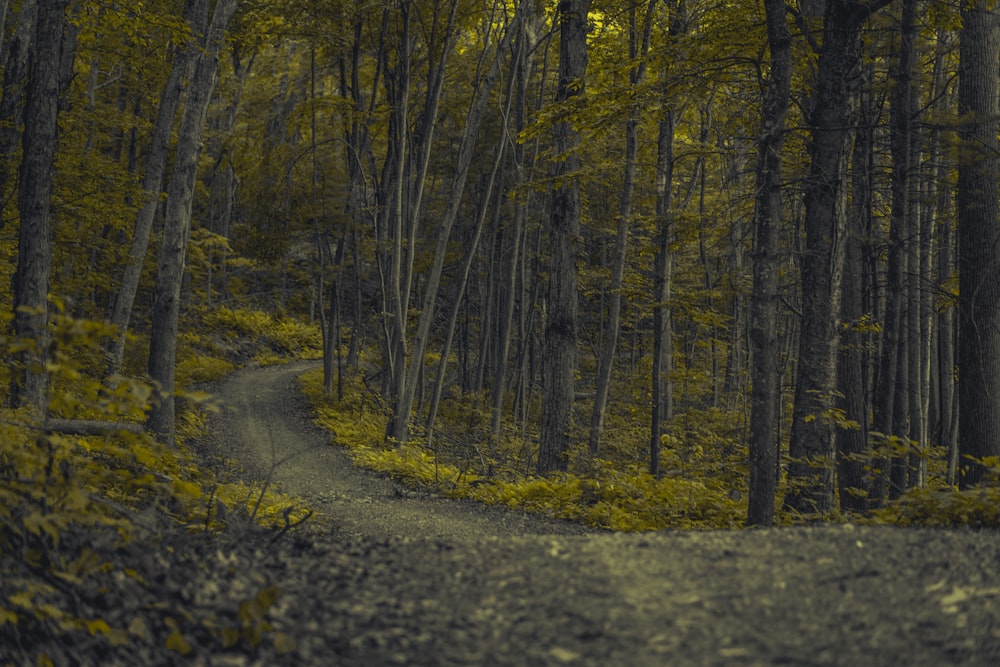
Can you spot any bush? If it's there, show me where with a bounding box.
[0,313,311,665]
[872,486,1000,529]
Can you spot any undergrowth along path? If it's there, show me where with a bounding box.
[206,361,1000,666]
[208,360,590,540]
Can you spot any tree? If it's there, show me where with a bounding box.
[835,61,876,513]
[385,0,511,447]
[956,0,1000,487]
[588,0,656,458]
[746,0,791,526]
[538,0,591,474]
[147,0,240,445]
[10,0,72,414]
[783,0,892,516]
[0,0,37,228]
[105,0,205,375]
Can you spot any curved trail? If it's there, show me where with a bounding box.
[209,360,589,540]
[205,362,1000,666]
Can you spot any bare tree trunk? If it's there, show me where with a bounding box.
[10,0,70,414]
[933,43,958,481]
[650,107,675,479]
[747,0,791,525]
[538,0,590,474]
[380,0,460,439]
[489,9,542,461]
[0,0,36,230]
[957,0,1000,487]
[588,0,655,458]
[425,80,514,450]
[105,0,205,375]
[784,0,882,517]
[836,64,875,514]
[387,5,515,446]
[147,0,239,445]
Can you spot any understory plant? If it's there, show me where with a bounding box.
[299,365,743,531]
[0,309,313,665]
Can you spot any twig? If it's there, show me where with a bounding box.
[270,507,313,543]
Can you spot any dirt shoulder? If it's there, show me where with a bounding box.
[201,361,1000,666]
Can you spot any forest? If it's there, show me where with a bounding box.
[2,0,1000,660]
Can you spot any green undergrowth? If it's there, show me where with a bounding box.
[197,306,323,367]
[299,366,743,531]
[870,482,1000,529]
[1,307,318,665]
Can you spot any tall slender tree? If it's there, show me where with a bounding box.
[784,0,893,516]
[956,0,1000,487]
[538,0,591,474]
[147,0,240,445]
[588,0,656,457]
[387,0,513,446]
[746,0,792,526]
[11,0,71,414]
[105,0,205,375]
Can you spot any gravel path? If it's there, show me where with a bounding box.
[204,361,1000,666]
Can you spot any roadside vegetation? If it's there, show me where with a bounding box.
[299,361,1000,532]
[3,304,999,665]
[0,307,318,665]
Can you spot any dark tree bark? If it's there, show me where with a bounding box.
[956,0,1000,487]
[836,63,875,514]
[0,0,36,229]
[888,0,919,499]
[650,107,675,478]
[783,0,891,517]
[538,0,590,474]
[10,0,70,414]
[147,0,239,445]
[387,0,508,446]
[105,0,205,375]
[746,0,791,526]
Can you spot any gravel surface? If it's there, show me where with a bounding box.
[202,361,1000,666]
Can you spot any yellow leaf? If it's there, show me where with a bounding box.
[85,618,111,636]
[165,628,192,655]
[221,626,240,648]
[172,479,203,500]
[128,616,149,639]
[107,627,129,646]
[0,607,17,625]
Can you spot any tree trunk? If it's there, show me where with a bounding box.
[783,0,874,517]
[650,107,675,479]
[890,0,920,499]
[425,78,514,451]
[10,0,70,414]
[0,0,36,229]
[105,0,205,375]
[746,0,791,526]
[588,0,655,458]
[147,0,239,445]
[379,0,459,440]
[538,0,590,474]
[836,64,875,514]
[386,4,514,446]
[956,0,1000,487]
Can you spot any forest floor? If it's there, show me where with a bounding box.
[200,360,1000,666]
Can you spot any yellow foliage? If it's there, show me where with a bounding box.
[297,366,743,531]
[871,486,1000,529]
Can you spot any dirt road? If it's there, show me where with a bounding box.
[206,361,1000,666]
